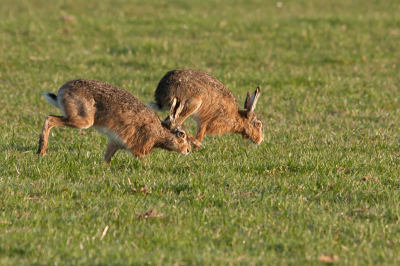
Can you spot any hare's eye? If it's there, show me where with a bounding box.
[255,122,261,128]
[178,132,185,138]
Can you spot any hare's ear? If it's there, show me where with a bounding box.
[247,87,260,114]
[244,91,251,109]
[169,97,184,126]
[161,116,172,129]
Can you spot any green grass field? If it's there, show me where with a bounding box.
[1,0,400,264]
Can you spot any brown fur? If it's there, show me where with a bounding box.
[149,69,264,147]
[37,79,191,163]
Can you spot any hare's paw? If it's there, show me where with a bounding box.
[192,141,202,151]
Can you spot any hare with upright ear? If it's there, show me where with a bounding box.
[37,79,191,163]
[147,69,264,148]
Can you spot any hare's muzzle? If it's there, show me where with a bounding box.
[181,148,190,155]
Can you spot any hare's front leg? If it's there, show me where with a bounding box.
[194,124,207,148]
[187,134,202,150]
[104,141,120,164]
[128,140,154,159]
[130,149,145,159]
[37,115,93,155]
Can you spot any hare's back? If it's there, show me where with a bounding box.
[155,69,236,105]
[62,79,142,110]
[61,79,159,121]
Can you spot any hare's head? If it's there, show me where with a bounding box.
[239,87,264,145]
[161,98,192,155]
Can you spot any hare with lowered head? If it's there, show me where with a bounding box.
[147,69,264,148]
[37,79,191,163]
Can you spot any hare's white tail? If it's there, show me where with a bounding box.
[146,101,164,112]
[44,93,59,109]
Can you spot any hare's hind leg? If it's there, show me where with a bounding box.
[37,115,93,155]
[176,97,202,125]
[163,97,202,124]
[104,141,120,164]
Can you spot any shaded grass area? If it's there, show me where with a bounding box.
[1,0,400,264]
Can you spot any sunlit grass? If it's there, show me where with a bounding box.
[1,0,400,264]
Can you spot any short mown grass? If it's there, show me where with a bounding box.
[1,0,400,264]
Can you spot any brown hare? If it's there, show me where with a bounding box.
[37,79,191,163]
[147,69,264,149]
